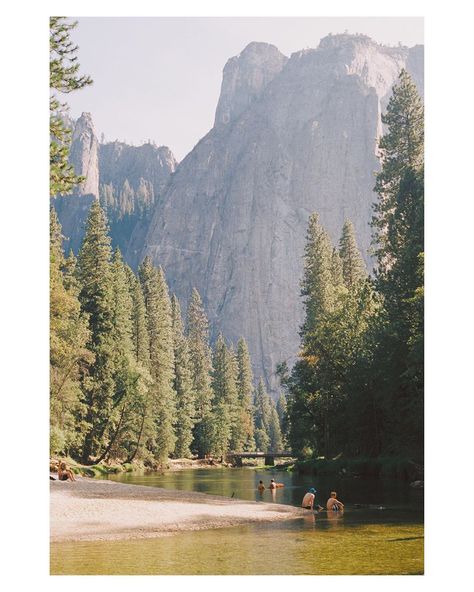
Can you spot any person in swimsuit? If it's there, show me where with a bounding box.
[257,480,265,493]
[301,488,323,510]
[301,487,316,509]
[326,491,344,511]
[58,461,76,482]
[269,479,277,490]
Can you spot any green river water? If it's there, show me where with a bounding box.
[50,467,424,575]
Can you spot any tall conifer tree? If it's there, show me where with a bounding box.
[171,295,196,458]
[300,212,336,340]
[186,288,214,457]
[76,201,116,462]
[371,69,424,456]
[50,208,92,455]
[276,393,288,445]
[236,337,256,451]
[268,402,284,452]
[139,257,177,462]
[123,266,153,462]
[254,379,272,453]
[339,220,366,289]
[50,17,92,195]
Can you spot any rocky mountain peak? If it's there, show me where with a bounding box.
[142,35,424,395]
[214,41,288,127]
[288,33,409,99]
[68,112,100,199]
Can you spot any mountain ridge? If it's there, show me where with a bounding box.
[139,33,424,394]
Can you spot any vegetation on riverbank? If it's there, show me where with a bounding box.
[282,70,424,462]
[292,456,423,481]
[50,19,423,473]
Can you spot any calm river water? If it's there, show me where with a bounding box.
[50,467,424,575]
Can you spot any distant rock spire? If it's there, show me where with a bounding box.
[68,112,100,199]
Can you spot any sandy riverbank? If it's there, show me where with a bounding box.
[50,478,307,543]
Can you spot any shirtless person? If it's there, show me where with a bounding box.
[302,487,323,511]
[326,491,344,511]
[301,487,316,509]
[58,461,76,482]
[257,480,265,493]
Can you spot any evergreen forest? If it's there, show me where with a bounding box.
[50,18,423,470]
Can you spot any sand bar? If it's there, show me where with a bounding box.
[50,478,307,543]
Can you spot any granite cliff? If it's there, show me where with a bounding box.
[140,34,424,393]
[53,113,176,257]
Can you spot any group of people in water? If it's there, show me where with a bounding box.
[52,463,344,513]
[257,480,344,512]
[257,479,283,492]
[301,487,344,512]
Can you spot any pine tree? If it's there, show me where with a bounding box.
[254,379,272,453]
[139,257,177,463]
[171,295,196,458]
[287,212,373,457]
[276,393,288,445]
[50,208,92,455]
[372,69,424,294]
[186,288,214,457]
[126,267,149,368]
[236,337,256,451]
[330,247,344,288]
[339,220,366,289]
[76,201,116,462]
[123,266,153,462]
[371,69,424,457]
[209,334,234,455]
[268,403,284,452]
[101,249,146,463]
[300,212,336,340]
[50,17,92,195]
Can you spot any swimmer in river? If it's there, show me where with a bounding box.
[326,491,344,511]
[301,487,316,510]
[257,480,265,493]
[301,487,324,511]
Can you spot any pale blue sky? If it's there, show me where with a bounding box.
[66,17,423,161]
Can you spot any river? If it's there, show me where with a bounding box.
[50,467,424,575]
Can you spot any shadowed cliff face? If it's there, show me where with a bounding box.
[141,34,424,394]
[53,113,176,259]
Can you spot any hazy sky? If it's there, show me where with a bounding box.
[66,17,424,161]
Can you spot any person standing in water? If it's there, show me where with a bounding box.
[257,480,265,493]
[326,491,344,511]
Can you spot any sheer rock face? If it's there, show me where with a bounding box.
[214,42,288,127]
[99,142,176,195]
[68,112,100,199]
[142,34,424,395]
[53,114,176,259]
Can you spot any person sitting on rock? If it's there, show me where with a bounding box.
[301,487,316,510]
[326,491,344,511]
[301,487,323,510]
[58,461,76,482]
